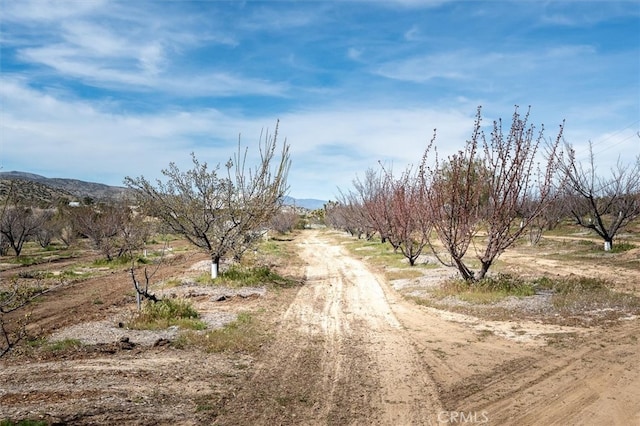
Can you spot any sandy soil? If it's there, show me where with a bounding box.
[1,230,639,425]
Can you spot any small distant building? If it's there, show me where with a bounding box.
[68,201,81,207]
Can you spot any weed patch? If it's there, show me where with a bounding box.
[437,274,535,304]
[92,255,136,268]
[46,338,84,352]
[1,419,49,426]
[24,338,84,354]
[532,276,640,315]
[610,241,636,253]
[127,299,206,330]
[197,265,297,288]
[175,312,265,353]
[15,257,38,267]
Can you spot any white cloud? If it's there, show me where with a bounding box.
[0,77,472,199]
[404,25,422,41]
[374,45,603,84]
[371,0,453,8]
[537,2,638,28]
[3,0,107,22]
[0,78,244,182]
[17,42,287,97]
[347,47,363,61]
[2,76,637,201]
[375,51,470,82]
[7,2,285,97]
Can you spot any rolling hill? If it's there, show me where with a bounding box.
[0,171,327,209]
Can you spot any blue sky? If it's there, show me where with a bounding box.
[1,0,639,201]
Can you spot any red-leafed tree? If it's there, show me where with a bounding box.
[385,167,431,266]
[352,168,400,249]
[422,106,565,281]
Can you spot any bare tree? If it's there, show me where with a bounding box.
[120,210,152,258]
[0,205,51,257]
[337,163,431,265]
[125,123,290,278]
[422,134,486,281]
[56,204,80,248]
[130,264,161,311]
[34,209,58,248]
[386,167,431,266]
[422,106,564,281]
[353,168,391,243]
[1,281,30,357]
[560,142,640,251]
[72,203,134,261]
[0,186,56,357]
[324,200,348,230]
[521,190,569,245]
[270,209,299,234]
[0,237,9,256]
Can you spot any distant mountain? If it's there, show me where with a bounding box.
[283,196,327,210]
[0,177,73,206]
[0,171,131,203]
[0,171,327,210]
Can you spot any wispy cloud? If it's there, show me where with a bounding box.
[3,0,107,22]
[5,1,286,97]
[374,45,600,84]
[0,77,473,198]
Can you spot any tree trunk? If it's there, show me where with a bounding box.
[476,260,492,281]
[211,257,220,279]
[604,240,612,252]
[453,257,475,282]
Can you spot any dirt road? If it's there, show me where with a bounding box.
[216,230,640,425]
[215,231,442,424]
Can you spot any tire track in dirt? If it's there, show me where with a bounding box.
[475,321,640,425]
[214,230,442,425]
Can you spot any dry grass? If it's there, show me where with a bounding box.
[174,312,267,353]
[534,275,640,315]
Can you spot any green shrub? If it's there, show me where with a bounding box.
[474,274,536,296]
[46,338,83,352]
[92,255,132,267]
[24,338,84,353]
[1,419,49,426]
[611,242,636,253]
[127,298,205,330]
[438,274,535,304]
[197,265,296,288]
[16,257,37,266]
[532,275,607,294]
